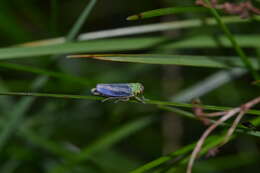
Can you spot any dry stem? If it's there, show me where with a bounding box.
[187,96,260,173]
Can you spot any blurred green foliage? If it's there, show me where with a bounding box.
[0,0,259,173]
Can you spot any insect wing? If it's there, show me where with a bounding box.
[96,84,132,97]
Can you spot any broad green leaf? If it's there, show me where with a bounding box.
[68,54,258,69]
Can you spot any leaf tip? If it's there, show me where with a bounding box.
[126,13,143,21]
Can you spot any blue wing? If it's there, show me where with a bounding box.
[96,84,132,97]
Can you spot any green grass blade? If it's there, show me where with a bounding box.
[0,37,165,60]
[70,15,257,41]
[166,137,227,173]
[21,16,260,46]
[0,91,260,116]
[129,141,195,173]
[159,35,260,49]
[127,6,207,20]
[131,109,260,173]
[0,0,99,159]
[12,35,260,59]
[68,54,259,69]
[3,35,260,60]
[203,0,259,80]
[66,0,97,41]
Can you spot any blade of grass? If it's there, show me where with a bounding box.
[0,0,98,147]
[66,0,97,41]
[203,0,259,80]
[21,16,260,46]
[164,135,230,173]
[15,34,260,56]
[68,54,259,69]
[164,117,260,173]
[1,34,260,60]
[130,107,260,173]
[158,35,260,49]
[0,37,165,60]
[0,1,98,170]
[126,6,207,20]
[0,91,260,116]
[61,15,260,41]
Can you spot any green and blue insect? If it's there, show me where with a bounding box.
[91,83,146,103]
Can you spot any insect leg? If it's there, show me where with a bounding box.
[102,97,117,102]
[114,97,129,103]
[102,97,129,103]
[141,95,149,101]
[135,96,146,103]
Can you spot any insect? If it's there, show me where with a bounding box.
[91,83,146,103]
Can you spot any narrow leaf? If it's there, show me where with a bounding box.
[68,54,259,69]
[21,16,260,46]
[66,0,97,41]
[127,6,207,21]
[203,0,260,80]
[0,38,164,60]
[0,91,260,116]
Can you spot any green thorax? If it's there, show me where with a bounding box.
[129,83,144,96]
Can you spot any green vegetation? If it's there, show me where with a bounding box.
[0,0,259,173]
